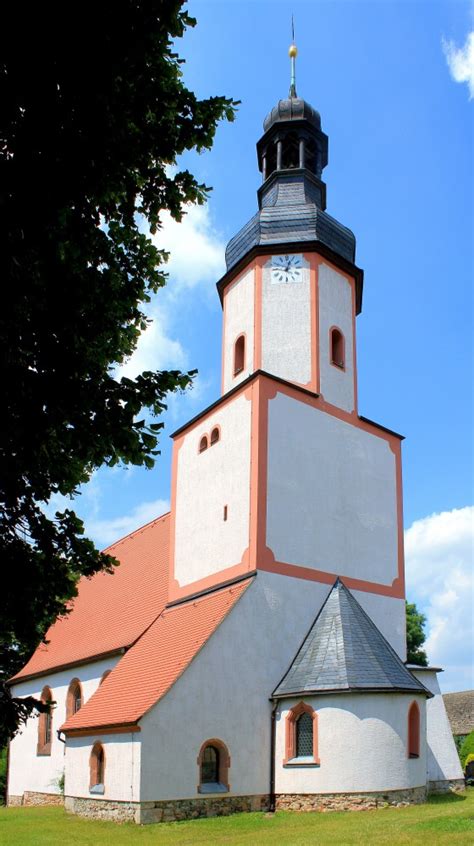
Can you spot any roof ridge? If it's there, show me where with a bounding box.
[103,510,170,552]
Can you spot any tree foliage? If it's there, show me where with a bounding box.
[406,601,428,666]
[459,732,474,769]
[0,1,237,744]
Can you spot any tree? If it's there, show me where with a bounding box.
[0,1,237,744]
[406,601,428,666]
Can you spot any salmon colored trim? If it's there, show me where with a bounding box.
[284,702,320,765]
[408,700,421,759]
[198,434,208,454]
[221,263,257,394]
[256,374,405,599]
[254,258,264,371]
[65,724,141,738]
[210,424,221,446]
[37,685,53,756]
[197,738,231,792]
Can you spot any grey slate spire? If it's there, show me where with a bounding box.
[224,69,357,278]
[272,580,431,699]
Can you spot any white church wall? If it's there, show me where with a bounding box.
[411,669,464,789]
[222,268,255,394]
[139,572,331,801]
[173,393,251,588]
[351,589,406,658]
[8,656,119,800]
[266,392,399,587]
[261,258,312,386]
[65,732,141,802]
[275,693,426,794]
[318,262,355,413]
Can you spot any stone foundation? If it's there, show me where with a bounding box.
[276,785,427,812]
[65,794,269,824]
[428,779,465,794]
[9,791,64,807]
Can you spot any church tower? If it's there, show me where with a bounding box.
[168,43,405,655]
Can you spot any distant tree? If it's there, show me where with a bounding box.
[459,732,474,769]
[0,1,237,744]
[406,601,428,666]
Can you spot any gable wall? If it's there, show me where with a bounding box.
[8,656,119,801]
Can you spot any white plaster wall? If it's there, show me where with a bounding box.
[139,572,331,801]
[411,669,464,784]
[318,263,355,412]
[262,258,311,386]
[267,392,399,586]
[275,693,426,794]
[65,732,141,801]
[223,268,254,394]
[174,393,251,587]
[8,656,119,799]
[351,590,406,659]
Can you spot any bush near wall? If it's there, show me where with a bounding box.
[0,747,7,805]
[459,731,474,768]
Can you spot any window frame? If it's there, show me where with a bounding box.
[329,326,346,371]
[198,434,208,454]
[37,685,54,756]
[233,334,246,377]
[408,701,421,759]
[197,738,230,793]
[283,701,320,766]
[89,742,106,793]
[66,678,83,719]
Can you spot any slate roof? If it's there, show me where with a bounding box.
[225,171,356,274]
[442,690,474,736]
[273,579,431,699]
[60,577,252,733]
[10,512,171,682]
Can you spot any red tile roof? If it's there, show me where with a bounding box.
[61,577,252,732]
[11,512,171,683]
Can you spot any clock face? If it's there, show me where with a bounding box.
[271,254,303,283]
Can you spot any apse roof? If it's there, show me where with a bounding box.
[273,579,431,699]
[10,512,171,683]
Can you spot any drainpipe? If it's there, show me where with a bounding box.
[269,698,278,813]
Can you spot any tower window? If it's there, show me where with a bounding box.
[199,435,208,453]
[90,742,105,793]
[233,335,246,376]
[408,701,420,759]
[210,427,220,446]
[197,738,230,793]
[37,685,54,756]
[330,327,345,369]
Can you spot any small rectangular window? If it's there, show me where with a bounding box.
[223,505,228,521]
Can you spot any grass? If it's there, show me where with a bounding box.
[0,789,473,845]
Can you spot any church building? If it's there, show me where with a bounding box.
[7,45,463,823]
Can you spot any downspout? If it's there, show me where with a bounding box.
[269,698,278,813]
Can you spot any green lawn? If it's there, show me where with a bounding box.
[1,790,473,845]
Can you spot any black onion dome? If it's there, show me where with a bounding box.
[263,97,321,132]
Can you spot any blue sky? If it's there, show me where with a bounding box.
[53,1,473,691]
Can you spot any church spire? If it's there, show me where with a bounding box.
[289,17,297,98]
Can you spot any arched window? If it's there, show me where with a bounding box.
[199,435,208,453]
[284,702,319,765]
[233,335,245,376]
[330,327,345,369]
[66,678,82,719]
[282,132,299,169]
[197,739,230,793]
[408,701,420,759]
[90,742,105,793]
[37,685,53,756]
[210,427,220,446]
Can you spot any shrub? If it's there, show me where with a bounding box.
[459,731,474,768]
[0,747,7,805]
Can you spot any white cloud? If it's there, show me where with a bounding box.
[442,32,474,99]
[405,506,474,692]
[153,203,226,292]
[87,498,170,548]
[118,305,188,380]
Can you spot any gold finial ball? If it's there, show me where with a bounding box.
[289,43,298,58]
